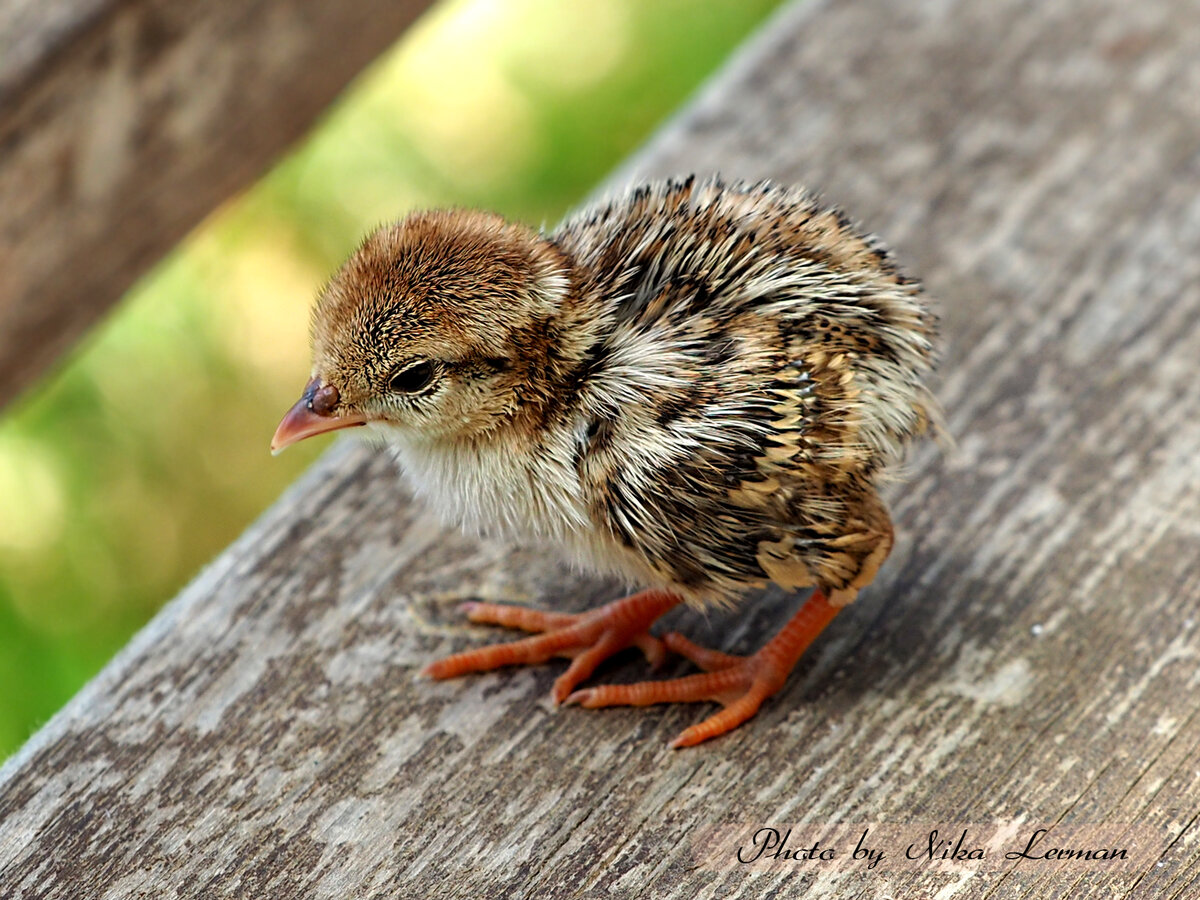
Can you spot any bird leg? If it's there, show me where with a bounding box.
[420,588,682,703]
[563,588,841,748]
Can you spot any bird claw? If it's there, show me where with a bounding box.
[420,589,682,702]
[561,654,776,747]
[564,588,841,747]
[423,588,840,748]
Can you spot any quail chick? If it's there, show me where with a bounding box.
[272,176,938,748]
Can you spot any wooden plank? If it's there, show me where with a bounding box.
[3,0,1200,896]
[0,0,432,405]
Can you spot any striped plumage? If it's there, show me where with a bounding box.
[276,175,939,746]
[552,177,936,605]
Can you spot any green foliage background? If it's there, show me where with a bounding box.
[0,0,783,757]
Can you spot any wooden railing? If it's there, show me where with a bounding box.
[0,0,431,404]
[3,0,1200,897]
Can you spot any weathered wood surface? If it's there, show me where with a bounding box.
[4,0,1200,896]
[0,0,432,406]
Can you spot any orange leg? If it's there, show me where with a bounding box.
[420,589,681,703]
[563,589,840,748]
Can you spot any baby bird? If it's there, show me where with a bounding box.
[272,176,938,748]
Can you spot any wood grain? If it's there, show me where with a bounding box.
[3,0,1200,896]
[0,0,432,406]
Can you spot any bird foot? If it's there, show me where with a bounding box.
[420,588,682,703]
[563,589,840,747]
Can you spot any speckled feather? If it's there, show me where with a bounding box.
[309,176,938,609]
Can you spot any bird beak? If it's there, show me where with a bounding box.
[271,377,368,455]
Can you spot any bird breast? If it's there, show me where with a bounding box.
[385,427,592,546]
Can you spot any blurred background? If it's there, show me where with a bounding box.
[0,0,784,758]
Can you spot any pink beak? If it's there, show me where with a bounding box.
[271,377,368,455]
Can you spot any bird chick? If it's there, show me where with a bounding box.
[273,176,939,748]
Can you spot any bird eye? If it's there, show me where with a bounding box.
[388,361,436,394]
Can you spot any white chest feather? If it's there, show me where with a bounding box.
[385,429,591,545]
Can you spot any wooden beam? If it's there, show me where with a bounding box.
[0,0,432,405]
[3,0,1200,896]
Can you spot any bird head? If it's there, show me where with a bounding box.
[271,209,573,454]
